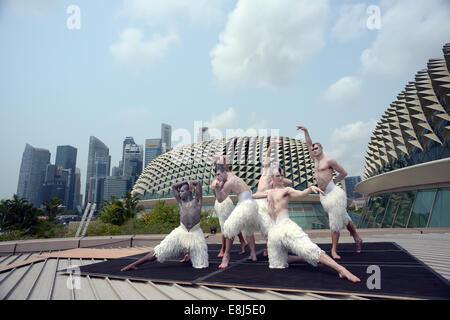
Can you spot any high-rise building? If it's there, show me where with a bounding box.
[344,176,363,200]
[40,164,70,206]
[85,136,110,206]
[17,144,51,207]
[123,143,143,189]
[161,123,172,152]
[197,127,210,143]
[121,137,135,171]
[55,145,77,210]
[103,176,129,201]
[74,168,82,211]
[144,138,162,168]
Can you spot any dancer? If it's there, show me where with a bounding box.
[212,155,260,269]
[256,139,292,255]
[120,180,208,271]
[253,169,361,283]
[213,176,248,258]
[297,126,363,259]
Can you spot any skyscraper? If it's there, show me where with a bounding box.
[74,168,82,211]
[40,164,70,206]
[17,144,51,207]
[85,136,110,206]
[121,137,135,173]
[344,176,363,200]
[55,145,77,210]
[123,142,143,189]
[161,123,172,153]
[144,138,162,168]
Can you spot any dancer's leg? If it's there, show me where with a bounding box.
[238,232,248,254]
[218,235,226,258]
[331,231,341,259]
[346,221,363,253]
[121,250,156,271]
[318,252,360,283]
[218,237,233,269]
[246,235,257,262]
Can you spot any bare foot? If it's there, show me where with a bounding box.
[331,251,341,260]
[217,250,224,258]
[218,254,230,269]
[180,254,190,263]
[263,248,268,257]
[355,238,363,253]
[239,243,248,255]
[121,264,138,272]
[339,267,361,283]
[248,253,258,262]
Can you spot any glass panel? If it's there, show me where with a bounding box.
[429,188,450,228]
[382,193,400,228]
[392,191,417,228]
[367,195,389,228]
[407,189,436,228]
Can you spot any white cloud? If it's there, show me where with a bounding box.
[109,28,179,70]
[327,120,377,175]
[322,76,362,104]
[120,0,224,26]
[361,0,450,76]
[331,3,367,43]
[211,0,329,88]
[204,107,237,131]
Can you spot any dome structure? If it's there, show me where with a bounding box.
[132,136,316,200]
[363,43,450,179]
[357,43,450,229]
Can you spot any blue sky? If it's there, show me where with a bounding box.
[1,0,449,200]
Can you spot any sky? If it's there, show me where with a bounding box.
[0,0,449,201]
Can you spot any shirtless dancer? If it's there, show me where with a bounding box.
[120,180,208,271]
[252,169,360,283]
[256,139,292,256]
[213,157,248,259]
[212,156,260,269]
[297,126,363,259]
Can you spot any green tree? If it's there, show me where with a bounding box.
[41,198,64,222]
[99,193,140,226]
[0,195,40,235]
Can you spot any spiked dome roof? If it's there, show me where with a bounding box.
[132,136,317,199]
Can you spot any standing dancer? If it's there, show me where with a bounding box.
[121,180,208,271]
[253,170,360,283]
[212,156,248,258]
[212,156,260,269]
[297,126,363,259]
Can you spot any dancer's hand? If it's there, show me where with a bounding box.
[297,126,307,132]
[311,186,325,196]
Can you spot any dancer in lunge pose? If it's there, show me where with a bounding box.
[121,180,208,271]
[255,139,292,256]
[253,169,361,283]
[297,126,363,259]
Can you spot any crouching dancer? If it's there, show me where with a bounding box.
[253,170,360,283]
[121,180,208,271]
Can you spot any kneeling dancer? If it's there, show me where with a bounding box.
[121,180,208,271]
[253,170,360,283]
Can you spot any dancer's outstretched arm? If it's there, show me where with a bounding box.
[297,126,313,155]
[287,186,325,198]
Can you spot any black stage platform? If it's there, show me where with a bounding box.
[61,242,450,300]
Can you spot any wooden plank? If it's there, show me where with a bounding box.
[0,248,150,273]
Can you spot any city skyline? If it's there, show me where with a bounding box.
[1,0,449,200]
